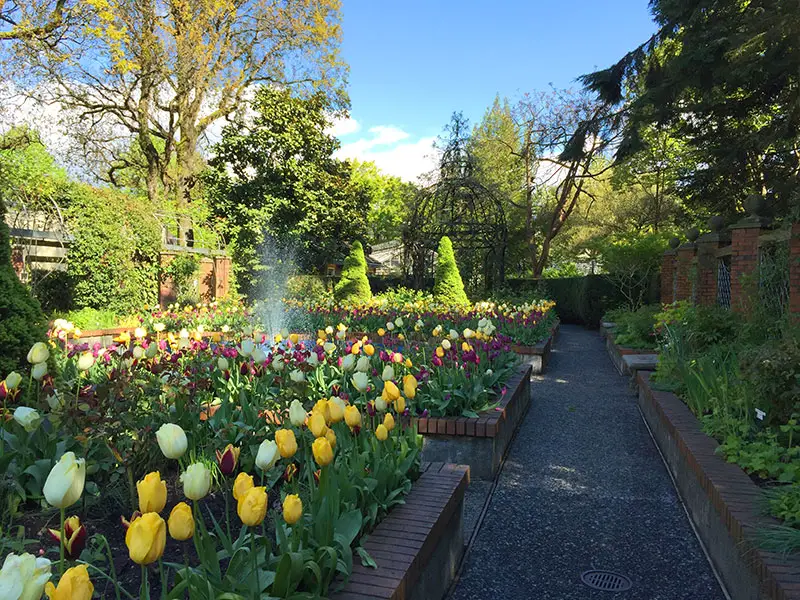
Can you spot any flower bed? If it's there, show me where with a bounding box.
[511,321,559,375]
[416,364,532,479]
[605,330,658,377]
[637,371,800,600]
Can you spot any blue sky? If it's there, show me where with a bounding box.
[332,0,657,180]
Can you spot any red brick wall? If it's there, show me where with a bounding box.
[730,226,761,313]
[661,252,675,304]
[696,241,721,306]
[675,246,696,301]
[790,223,800,319]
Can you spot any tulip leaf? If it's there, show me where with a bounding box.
[356,545,377,569]
[335,509,362,547]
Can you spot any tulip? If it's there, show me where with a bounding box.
[217,357,229,371]
[289,369,305,383]
[289,333,299,344]
[283,494,303,525]
[181,463,211,501]
[375,395,387,412]
[289,399,306,427]
[255,440,279,471]
[377,328,385,336]
[375,424,388,441]
[0,553,51,600]
[328,397,345,423]
[325,428,337,449]
[32,362,48,381]
[216,444,240,476]
[312,437,334,467]
[43,452,86,509]
[355,356,370,372]
[168,502,194,541]
[156,423,188,459]
[239,338,255,357]
[13,407,40,432]
[4,371,22,390]
[392,352,403,364]
[462,341,471,352]
[386,322,395,331]
[325,325,334,335]
[252,347,267,364]
[323,341,336,354]
[449,329,459,340]
[403,374,418,399]
[351,342,361,355]
[381,365,394,381]
[144,344,158,359]
[341,354,356,371]
[137,472,167,513]
[394,396,406,414]
[237,486,267,527]
[309,412,328,438]
[383,380,400,402]
[441,339,452,351]
[364,344,375,356]
[43,564,93,600]
[275,428,298,458]
[352,371,369,393]
[383,414,395,433]
[232,472,254,501]
[312,398,330,423]
[27,342,49,364]
[394,317,404,328]
[344,405,362,428]
[125,512,166,565]
[307,352,319,367]
[47,515,87,560]
[153,322,165,333]
[463,328,474,339]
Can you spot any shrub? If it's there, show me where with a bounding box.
[433,236,468,306]
[0,198,46,375]
[162,253,200,305]
[67,186,161,314]
[286,275,330,303]
[334,241,372,303]
[606,304,660,349]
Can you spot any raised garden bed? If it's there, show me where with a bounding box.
[511,321,559,375]
[415,363,532,480]
[332,462,469,600]
[605,331,658,377]
[637,371,800,600]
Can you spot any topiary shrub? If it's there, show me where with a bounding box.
[334,241,372,303]
[433,236,469,306]
[0,197,46,376]
[286,274,329,303]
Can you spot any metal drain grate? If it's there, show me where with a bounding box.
[580,570,632,592]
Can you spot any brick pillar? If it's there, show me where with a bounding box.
[790,223,800,319]
[730,216,768,313]
[214,256,231,299]
[661,250,676,304]
[675,243,696,302]
[695,231,730,306]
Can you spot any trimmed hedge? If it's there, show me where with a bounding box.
[433,236,469,306]
[334,241,372,303]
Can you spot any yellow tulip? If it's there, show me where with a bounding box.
[383,380,400,402]
[44,564,93,600]
[312,398,331,423]
[283,494,303,525]
[462,341,471,352]
[275,429,298,458]
[377,328,386,336]
[405,358,412,368]
[394,396,406,414]
[392,352,403,364]
[289,333,299,344]
[137,472,167,513]
[375,424,388,441]
[344,405,362,428]
[403,374,418,399]
[328,397,346,423]
[232,472,254,501]
[325,428,337,449]
[312,437,334,467]
[125,512,166,565]
[309,412,328,438]
[237,486,267,527]
[436,346,444,358]
[364,344,375,356]
[167,502,194,541]
[383,413,395,432]
[351,342,361,355]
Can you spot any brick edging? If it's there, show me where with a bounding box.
[332,462,469,599]
[637,371,800,600]
[510,321,560,356]
[414,363,532,439]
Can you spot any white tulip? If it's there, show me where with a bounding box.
[271,355,285,371]
[156,423,188,459]
[441,339,452,351]
[3,371,22,390]
[0,553,51,600]
[217,357,229,371]
[27,342,49,365]
[394,317,404,328]
[31,362,47,381]
[252,347,267,363]
[307,352,319,367]
[341,354,356,372]
[323,342,336,355]
[289,369,306,383]
[43,452,86,509]
[352,371,370,392]
[132,346,145,360]
[449,329,459,340]
[181,463,211,500]
[255,440,279,472]
[356,356,370,372]
[382,365,395,381]
[289,399,306,426]
[386,322,395,331]
[13,407,40,432]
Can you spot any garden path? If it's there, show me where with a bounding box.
[449,324,726,600]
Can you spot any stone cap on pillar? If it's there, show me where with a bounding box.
[729,195,773,230]
[697,217,730,244]
[664,237,680,255]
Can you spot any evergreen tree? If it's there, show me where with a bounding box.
[334,241,372,304]
[433,236,469,306]
[0,196,46,376]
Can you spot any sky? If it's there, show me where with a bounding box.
[332,0,658,181]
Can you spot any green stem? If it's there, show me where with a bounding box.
[250,528,260,599]
[140,564,148,600]
[223,479,231,539]
[101,536,123,600]
[127,467,137,514]
[79,561,136,600]
[159,558,167,600]
[59,507,65,577]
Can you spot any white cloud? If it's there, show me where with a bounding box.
[326,115,360,137]
[334,125,438,183]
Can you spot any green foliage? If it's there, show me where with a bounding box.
[67,186,160,314]
[769,485,800,527]
[205,88,369,296]
[350,160,416,244]
[286,274,330,303]
[0,197,46,376]
[51,307,125,330]
[334,241,372,303]
[541,263,582,279]
[433,236,469,306]
[162,253,200,304]
[375,287,434,306]
[741,336,800,427]
[605,304,660,349]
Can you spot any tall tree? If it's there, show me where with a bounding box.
[2,0,346,235]
[582,0,800,217]
[204,87,368,296]
[349,160,417,244]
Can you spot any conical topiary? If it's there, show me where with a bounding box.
[0,197,46,376]
[334,240,372,304]
[433,236,469,306]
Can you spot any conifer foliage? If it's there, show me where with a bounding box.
[433,236,469,306]
[334,240,372,303]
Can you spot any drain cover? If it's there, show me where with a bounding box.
[580,570,632,592]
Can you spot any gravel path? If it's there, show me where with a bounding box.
[449,325,725,600]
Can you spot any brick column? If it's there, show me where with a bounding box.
[695,230,730,306]
[675,243,696,302]
[214,255,231,299]
[790,223,800,319]
[729,216,768,313]
[661,242,678,305]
